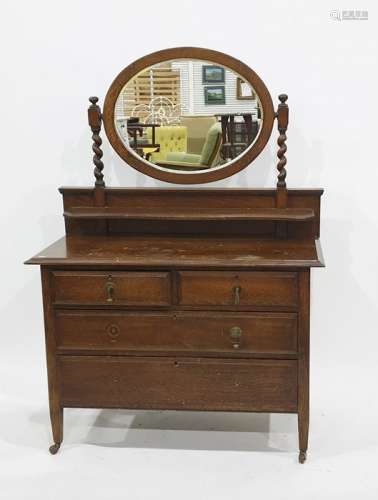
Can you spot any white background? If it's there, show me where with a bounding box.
[1,0,378,498]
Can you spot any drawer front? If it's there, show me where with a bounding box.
[178,271,298,308]
[60,356,298,412]
[52,271,171,306]
[55,311,297,355]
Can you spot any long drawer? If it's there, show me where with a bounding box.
[60,356,298,412]
[55,310,298,355]
[178,271,298,308]
[52,271,171,306]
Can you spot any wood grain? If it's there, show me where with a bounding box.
[64,206,315,222]
[55,310,298,356]
[178,271,298,308]
[26,183,323,460]
[298,269,310,462]
[41,268,63,451]
[26,236,324,269]
[61,356,298,412]
[51,270,171,306]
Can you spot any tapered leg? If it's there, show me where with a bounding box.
[298,409,309,463]
[298,270,310,464]
[41,268,63,455]
[49,405,63,454]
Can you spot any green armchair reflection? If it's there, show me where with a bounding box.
[154,123,223,171]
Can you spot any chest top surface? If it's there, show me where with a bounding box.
[26,234,323,269]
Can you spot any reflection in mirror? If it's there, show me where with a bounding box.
[114,59,262,172]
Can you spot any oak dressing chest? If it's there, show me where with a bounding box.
[26,47,324,462]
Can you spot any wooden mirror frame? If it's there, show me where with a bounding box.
[103,47,275,184]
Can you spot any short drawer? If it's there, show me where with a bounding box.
[55,310,297,355]
[178,271,298,308]
[52,271,171,306]
[60,356,298,412]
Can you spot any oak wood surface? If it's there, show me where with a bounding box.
[276,94,289,189]
[178,271,298,308]
[26,235,324,268]
[51,270,170,306]
[26,185,323,462]
[22,42,324,466]
[298,269,310,462]
[87,97,105,187]
[60,356,298,412]
[55,310,298,356]
[59,187,323,239]
[41,269,63,452]
[63,206,315,222]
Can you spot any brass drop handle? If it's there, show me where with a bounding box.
[233,285,241,305]
[229,326,242,349]
[105,276,115,302]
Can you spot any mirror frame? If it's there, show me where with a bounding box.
[103,47,275,184]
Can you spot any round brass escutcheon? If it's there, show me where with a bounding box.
[106,323,120,341]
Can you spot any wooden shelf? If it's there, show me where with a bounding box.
[64,207,315,222]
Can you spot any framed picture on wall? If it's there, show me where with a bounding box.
[236,77,255,100]
[202,65,225,83]
[204,86,226,105]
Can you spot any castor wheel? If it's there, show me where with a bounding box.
[298,451,307,464]
[49,443,61,455]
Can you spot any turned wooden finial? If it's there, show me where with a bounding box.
[88,96,105,187]
[276,94,289,188]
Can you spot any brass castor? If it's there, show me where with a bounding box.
[49,443,61,455]
[298,451,307,464]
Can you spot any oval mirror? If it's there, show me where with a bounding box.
[103,48,275,184]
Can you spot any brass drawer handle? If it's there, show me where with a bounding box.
[233,286,241,305]
[229,326,242,349]
[105,276,115,302]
